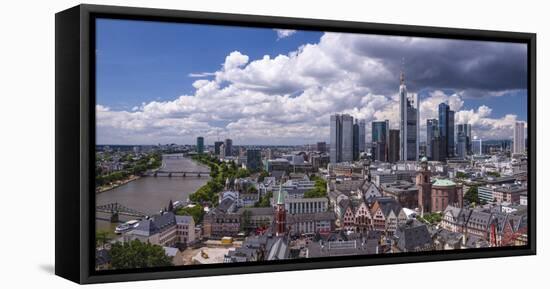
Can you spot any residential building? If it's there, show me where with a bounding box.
[393,219,434,252]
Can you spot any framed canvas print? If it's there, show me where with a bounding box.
[55,4,536,284]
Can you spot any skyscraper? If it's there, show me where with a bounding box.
[358,119,366,153]
[456,134,467,159]
[196,136,204,154]
[472,137,482,155]
[246,148,262,171]
[353,120,360,161]
[372,120,389,162]
[341,114,354,162]
[225,138,233,157]
[399,72,419,161]
[438,103,455,160]
[330,114,354,163]
[316,142,327,153]
[426,119,438,160]
[388,129,400,163]
[513,121,526,154]
[330,115,342,164]
[214,141,224,155]
[448,110,455,157]
[456,124,472,158]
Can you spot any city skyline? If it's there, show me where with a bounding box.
[96,19,528,146]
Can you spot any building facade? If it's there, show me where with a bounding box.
[399,72,419,161]
[196,136,204,154]
[372,120,389,162]
[513,121,526,154]
[225,138,233,157]
[388,129,400,163]
[246,148,262,171]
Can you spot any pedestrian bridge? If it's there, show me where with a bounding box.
[96,202,147,222]
[145,170,210,177]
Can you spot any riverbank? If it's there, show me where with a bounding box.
[96,174,141,194]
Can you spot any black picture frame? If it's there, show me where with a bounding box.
[55,4,536,284]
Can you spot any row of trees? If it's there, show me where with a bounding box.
[189,154,251,205]
[95,152,162,187]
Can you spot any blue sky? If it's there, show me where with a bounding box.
[96,18,528,145]
[96,19,323,111]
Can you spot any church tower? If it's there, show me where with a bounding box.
[416,156,432,215]
[275,185,287,236]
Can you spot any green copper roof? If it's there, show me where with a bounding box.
[433,179,456,187]
[276,185,285,205]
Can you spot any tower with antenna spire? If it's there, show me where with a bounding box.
[399,63,419,161]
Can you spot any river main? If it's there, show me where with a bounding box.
[96,154,210,232]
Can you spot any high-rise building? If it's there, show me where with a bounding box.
[196,137,204,154]
[399,72,419,161]
[456,134,467,159]
[456,124,471,159]
[214,141,224,155]
[330,114,354,163]
[219,143,226,159]
[472,138,482,155]
[358,119,366,153]
[438,103,455,160]
[448,110,455,157]
[513,122,526,154]
[388,129,400,163]
[330,115,342,164]
[342,114,354,162]
[224,138,233,157]
[372,120,389,162]
[316,142,327,153]
[353,120,360,161]
[246,148,262,171]
[426,119,438,160]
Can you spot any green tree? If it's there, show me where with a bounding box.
[110,240,173,269]
[175,204,205,223]
[258,170,269,182]
[455,171,468,179]
[96,230,112,248]
[486,171,501,178]
[255,192,273,207]
[464,186,479,204]
[422,212,443,224]
[304,176,327,198]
